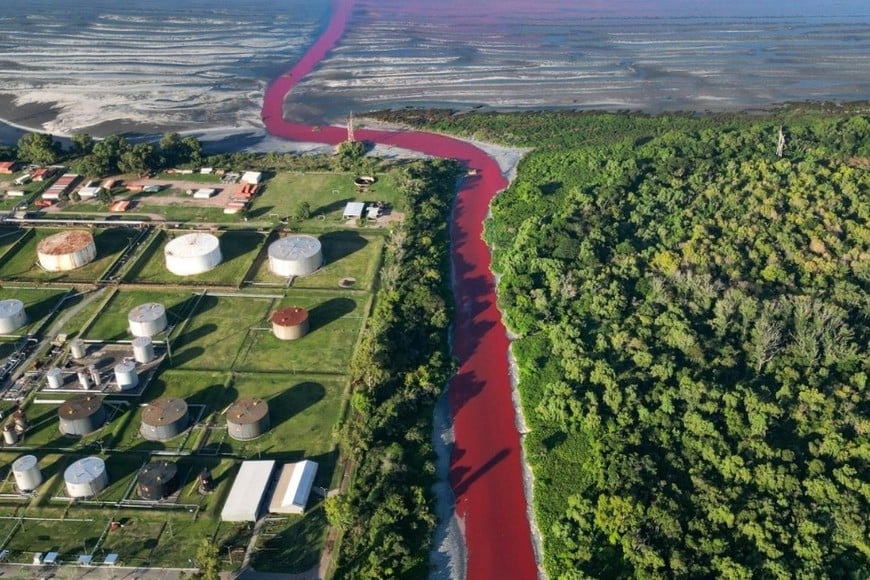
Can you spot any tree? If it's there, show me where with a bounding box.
[70,132,94,156]
[194,538,220,580]
[17,132,59,165]
[292,201,311,221]
[182,136,203,166]
[159,132,183,167]
[92,134,130,173]
[118,143,156,176]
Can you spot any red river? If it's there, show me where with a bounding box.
[262,0,538,577]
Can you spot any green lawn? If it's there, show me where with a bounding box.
[82,288,199,341]
[235,292,366,374]
[0,287,67,336]
[251,505,327,573]
[124,230,265,287]
[0,227,29,261]
[0,227,139,283]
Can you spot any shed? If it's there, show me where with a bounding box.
[268,460,318,515]
[220,460,276,522]
[343,202,365,220]
[240,171,262,185]
[0,161,19,174]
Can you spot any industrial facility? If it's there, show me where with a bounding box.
[140,397,190,441]
[114,361,139,391]
[0,299,27,334]
[12,454,43,492]
[64,456,108,498]
[136,460,178,500]
[164,232,222,276]
[36,230,97,271]
[221,460,275,522]
[45,367,63,389]
[271,306,310,340]
[58,394,106,436]
[267,234,323,277]
[132,336,156,363]
[226,398,270,440]
[269,460,319,514]
[128,303,168,337]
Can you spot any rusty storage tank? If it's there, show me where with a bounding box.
[64,456,108,498]
[268,235,322,277]
[114,361,138,391]
[140,397,189,441]
[128,303,167,337]
[46,367,63,389]
[36,230,97,271]
[3,423,18,445]
[271,306,309,341]
[164,232,222,276]
[226,398,270,441]
[12,454,42,492]
[132,336,155,363]
[0,299,27,334]
[58,394,106,436]
[136,460,178,500]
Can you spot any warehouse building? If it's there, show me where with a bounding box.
[220,460,276,522]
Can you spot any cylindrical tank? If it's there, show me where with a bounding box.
[128,303,167,337]
[88,365,101,387]
[76,370,91,390]
[12,455,42,492]
[70,339,86,360]
[46,368,63,389]
[36,230,97,272]
[136,460,178,500]
[271,306,310,341]
[12,410,28,432]
[3,423,19,445]
[58,395,106,436]
[164,233,222,276]
[132,336,155,363]
[64,456,108,498]
[114,361,138,391]
[140,397,189,441]
[0,299,28,334]
[226,398,270,441]
[268,235,323,277]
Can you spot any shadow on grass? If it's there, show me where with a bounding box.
[267,382,325,430]
[319,230,368,263]
[308,297,357,331]
[220,231,264,265]
[314,198,354,218]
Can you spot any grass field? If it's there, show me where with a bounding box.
[0,287,67,336]
[0,227,29,262]
[124,229,265,287]
[82,288,199,341]
[251,506,327,573]
[0,227,139,283]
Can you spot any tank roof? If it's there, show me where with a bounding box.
[139,460,178,485]
[268,235,321,261]
[115,361,136,373]
[271,306,309,327]
[227,398,269,425]
[64,456,105,484]
[128,303,166,323]
[142,397,188,426]
[59,395,103,420]
[37,230,94,255]
[12,455,38,471]
[164,232,220,258]
[0,299,25,316]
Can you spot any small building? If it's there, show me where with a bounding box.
[343,201,365,220]
[0,161,19,174]
[78,186,102,199]
[192,188,217,199]
[268,460,319,515]
[220,460,276,522]
[240,171,262,185]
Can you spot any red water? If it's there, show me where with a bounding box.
[262,1,537,577]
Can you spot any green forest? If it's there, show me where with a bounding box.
[381,107,870,578]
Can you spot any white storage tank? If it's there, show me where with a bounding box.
[12,455,43,492]
[132,336,155,363]
[0,299,28,334]
[268,235,323,277]
[128,303,167,337]
[164,233,222,276]
[36,230,97,271]
[70,339,86,360]
[76,370,91,390]
[64,456,108,498]
[46,368,63,389]
[114,361,138,391]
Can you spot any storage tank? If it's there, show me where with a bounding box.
[132,336,155,363]
[0,299,27,334]
[164,233,222,276]
[271,306,310,341]
[268,235,323,277]
[3,423,18,445]
[226,398,270,441]
[36,230,97,272]
[76,370,91,390]
[70,339,86,360]
[12,409,28,433]
[128,303,167,337]
[12,455,43,492]
[64,456,108,498]
[58,395,106,436]
[46,368,63,389]
[88,365,101,387]
[140,397,189,441]
[136,460,178,500]
[114,361,138,391]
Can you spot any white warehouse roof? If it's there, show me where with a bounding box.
[241,171,262,185]
[269,460,318,515]
[221,460,275,522]
[343,202,365,219]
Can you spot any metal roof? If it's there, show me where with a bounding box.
[64,456,105,484]
[268,235,321,261]
[227,398,269,425]
[142,398,188,426]
[269,460,318,514]
[0,299,24,317]
[164,233,220,258]
[220,460,276,522]
[128,302,165,323]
